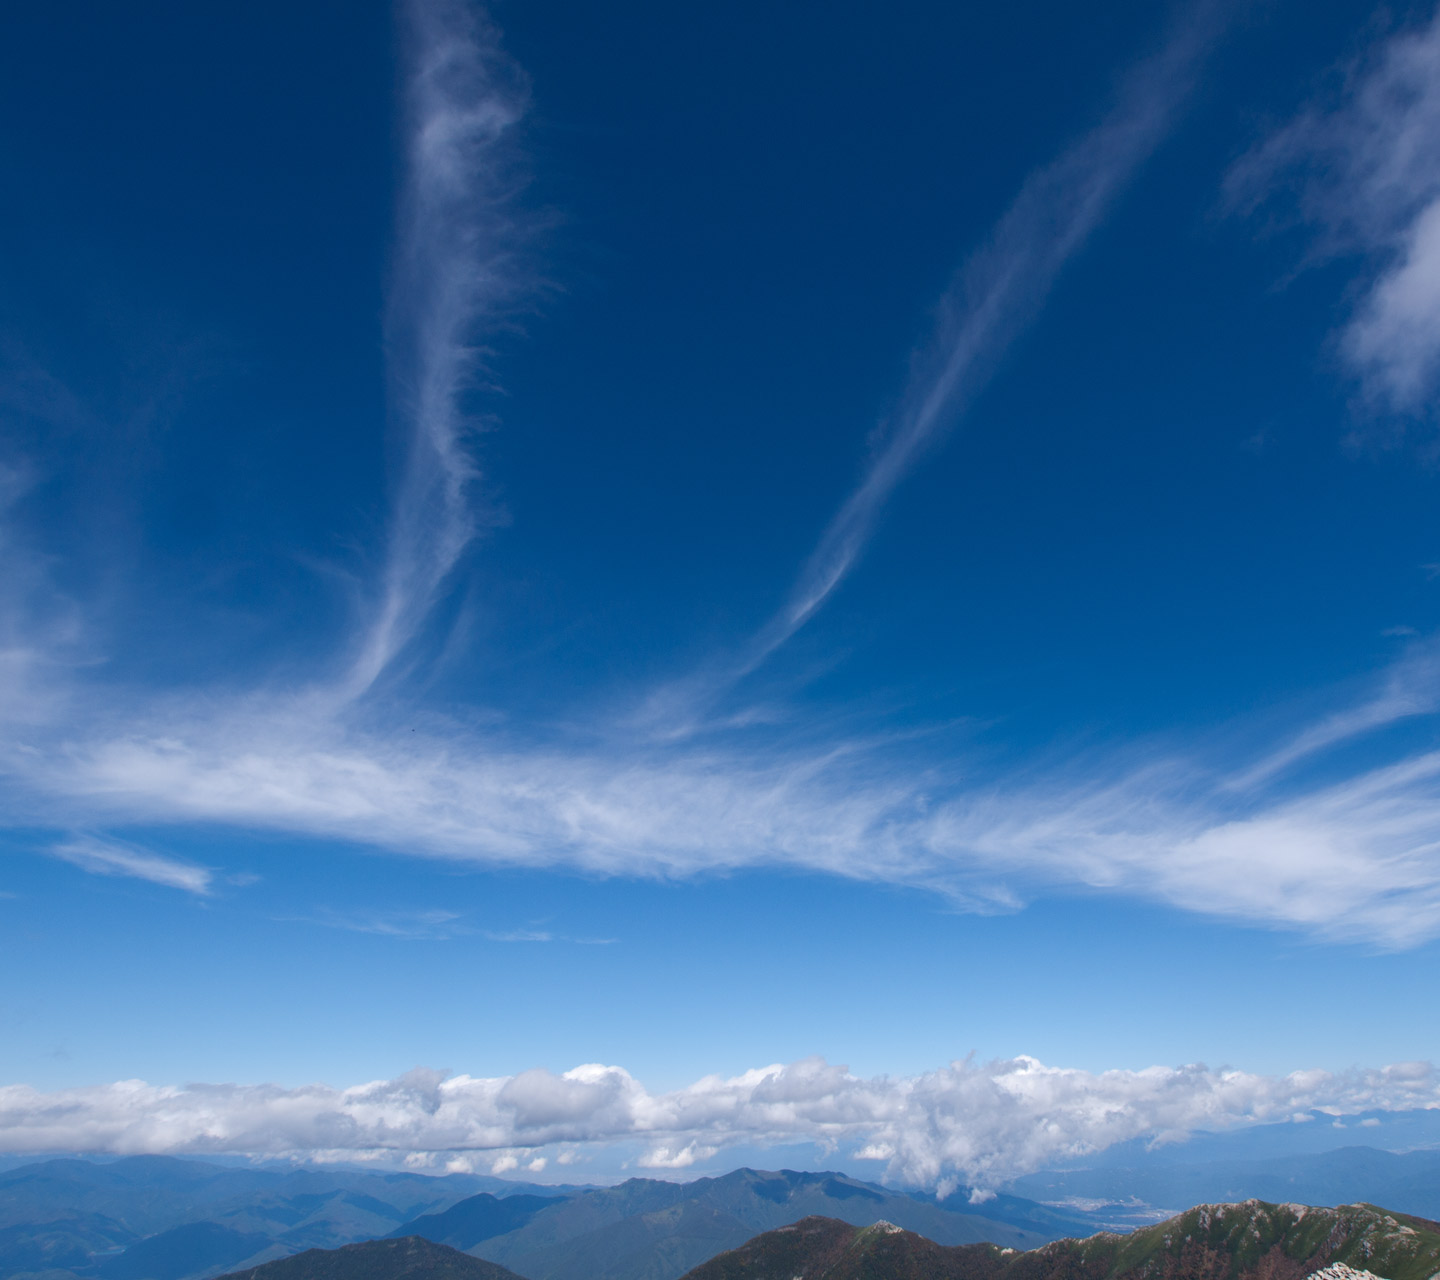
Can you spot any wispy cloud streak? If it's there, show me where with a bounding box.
[347,0,528,696]
[662,5,1227,712]
[0,1054,1434,1189]
[50,836,213,895]
[15,634,1440,947]
[10,1,1440,956]
[294,907,465,939]
[1227,5,1440,414]
[1227,642,1440,790]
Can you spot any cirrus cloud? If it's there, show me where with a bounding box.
[1228,5,1440,415]
[12,635,1440,949]
[50,836,213,896]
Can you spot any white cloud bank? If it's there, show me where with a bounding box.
[1228,5,1440,413]
[1,1055,1434,1190]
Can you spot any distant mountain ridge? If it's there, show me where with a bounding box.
[0,1159,1073,1280]
[218,1237,525,1280]
[102,1224,276,1280]
[0,1156,575,1280]
[679,1200,1440,1280]
[16,1154,1440,1280]
[385,1194,562,1251]
[465,1168,1066,1280]
[1006,1146,1440,1227]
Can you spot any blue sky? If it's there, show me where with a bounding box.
[3,0,1440,1187]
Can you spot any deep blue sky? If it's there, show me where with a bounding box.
[2,0,1440,1185]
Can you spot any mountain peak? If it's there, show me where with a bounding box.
[678,1199,1440,1280]
[218,1236,526,1280]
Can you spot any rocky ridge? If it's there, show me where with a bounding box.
[677,1199,1440,1280]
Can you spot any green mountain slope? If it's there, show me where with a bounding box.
[680,1200,1440,1280]
[216,1237,527,1280]
[679,1216,978,1280]
[1056,1200,1440,1280]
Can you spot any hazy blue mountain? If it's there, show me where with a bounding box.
[98,1224,274,1280]
[0,1158,479,1237]
[34,1151,1440,1280]
[898,1189,1092,1237]
[470,1169,1061,1280]
[680,1200,1440,1280]
[386,1195,562,1251]
[0,1157,581,1280]
[1069,1109,1440,1167]
[216,1237,526,1280]
[0,1214,136,1277]
[1006,1145,1440,1227]
[212,1191,420,1254]
[482,1199,746,1280]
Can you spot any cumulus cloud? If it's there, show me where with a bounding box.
[0,1054,1434,1190]
[1228,5,1440,413]
[50,837,213,895]
[637,1141,719,1170]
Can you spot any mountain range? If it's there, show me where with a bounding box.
[0,1156,560,1280]
[1005,1147,1440,1227]
[455,1168,1068,1280]
[383,1195,563,1252]
[9,1152,1440,1280]
[680,1200,1440,1280]
[209,1198,1440,1280]
[0,1160,1076,1280]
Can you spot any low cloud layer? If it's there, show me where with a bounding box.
[1,1055,1435,1190]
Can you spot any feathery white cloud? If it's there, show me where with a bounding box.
[1228,6,1440,413]
[0,1055,1433,1190]
[5,3,1440,955]
[639,4,1229,732]
[347,0,529,696]
[296,907,465,939]
[50,837,213,895]
[11,630,1440,946]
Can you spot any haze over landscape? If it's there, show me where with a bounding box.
[3,4,1440,1276]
